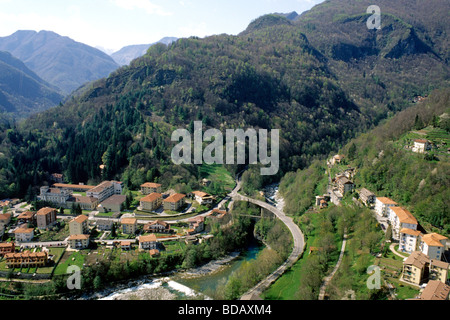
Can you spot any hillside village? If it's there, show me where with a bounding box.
[317,148,450,300]
[0,176,232,281]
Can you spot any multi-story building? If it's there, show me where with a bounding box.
[429,260,450,284]
[140,183,162,195]
[402,251,450,286]
[69,215,89,235]
[336,176,354,195]
[143,220,171,234]
[402,251,430,286]
[163,193,186,211]
[192,191,214,205]
[36,207,57,229]
[96,219,114,231]
[374,197,398,217]
[67,234,90,250]
[86,181,123,203]
[17,211,36,225]
[5,251,48,268]
[388,207,418,240]
[399,228,422,254]
[140,193,163,212]
[419,233,448,261]
[0,242,15,256]
[14,227,34,242]
[100,195,126,213]
[0,213,11,229]
[73,196,99,211]
[416,281,450,300]
[138,234,158,251]
[121,218,137,234]
[359,188,376,207]
[187,216,205,235]
[38,186,72,208]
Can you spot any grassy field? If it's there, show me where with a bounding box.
[199,164,235,191]
[261,213,326,300]
[53,250,85,275]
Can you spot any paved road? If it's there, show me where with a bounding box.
[231,173,305,299]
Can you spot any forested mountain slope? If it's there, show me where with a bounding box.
[280,87,450,234]
[0,0,448,200]
[0,51,63,118]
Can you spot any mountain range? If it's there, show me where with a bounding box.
[0,30,120,94]
[0,0,449,200]
[0,50,63,118]
[111,37,178,66]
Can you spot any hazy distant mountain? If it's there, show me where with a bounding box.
[111,37,178,66]
[274,11,299,21]
[0,51,63,117]
[0,30,120,94]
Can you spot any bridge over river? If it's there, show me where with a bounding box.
[227,173,305,299]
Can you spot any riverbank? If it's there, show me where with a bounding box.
[79,251,243,300]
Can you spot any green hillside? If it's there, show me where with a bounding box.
[280,87,450,234]
[0,0,449,200]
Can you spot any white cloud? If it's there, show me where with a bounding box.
[113,0,172,16]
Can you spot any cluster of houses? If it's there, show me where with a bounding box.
[0,178,227,269]
[138,182,215,213]
[324,155,450,299]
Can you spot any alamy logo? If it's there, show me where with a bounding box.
[367,265,381,290]
[367,5,381,30]
[171,121,280,176]
[67,265,81,290]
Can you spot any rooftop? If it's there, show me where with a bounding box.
[14,227,34,234]
[18,211,35,219]
[376,197,398,205]
[419,281,450,300]
[71,215,89,224]
[404,251,429,269]
[390,207,418,225]
[141,182,162,188]
[37,207,56,216]
[140,193,163,203]
[164,193,186,203]
[101,194,126,205]
[68,234,90,240]
[421,233,448,247]
[400,228,422,237]
[121,218,137,225]
[53,183,95,190]
[139,234,157,242]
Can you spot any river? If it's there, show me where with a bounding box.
[85,184,282,301]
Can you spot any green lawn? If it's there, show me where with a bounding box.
[199,164,235,191]
[53,251,85,275]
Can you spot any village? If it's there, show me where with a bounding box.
[0,132,448,301]
[0,175,233,281]
[317,143,450,300]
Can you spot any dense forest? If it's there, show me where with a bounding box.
[0,0,449,200]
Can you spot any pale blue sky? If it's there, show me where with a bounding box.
[0,0,324,52]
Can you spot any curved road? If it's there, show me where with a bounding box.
[230,173,305,299]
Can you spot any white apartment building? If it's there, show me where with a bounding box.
[420,233,448,261]
[399,228,422,254]
[375,197,398,217]
[86,181,123,202]
[388,207,418,240]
